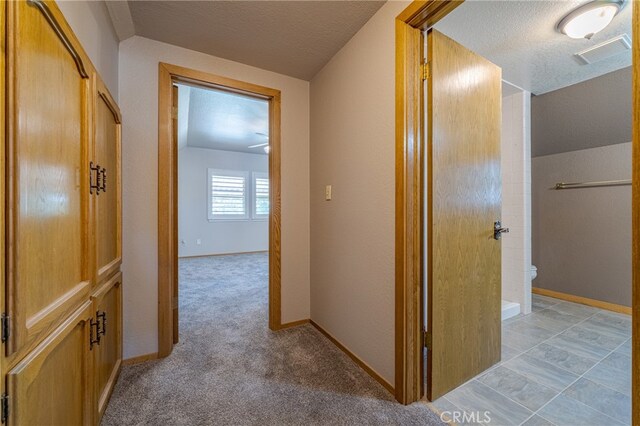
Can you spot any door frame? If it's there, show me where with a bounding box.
[157,63,282,358]
[394,1,639,415]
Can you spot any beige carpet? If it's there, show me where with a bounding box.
[102,253,443,425]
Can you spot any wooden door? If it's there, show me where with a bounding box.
[6,301,93,426]
[6,0,91,356]
[94,78,122,284]
[426,30,502,400]
[92,272,122,422]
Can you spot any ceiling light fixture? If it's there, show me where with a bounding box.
[557,0,626,40]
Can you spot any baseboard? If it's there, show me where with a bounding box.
[533,287,632,315]
[309,320,394,394]
[122,352,159,365]
[178,250,268,259]
[275,319,310,330]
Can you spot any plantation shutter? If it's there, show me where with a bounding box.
[254,175,269,217]
[208,170,248,219]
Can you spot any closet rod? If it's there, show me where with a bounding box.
[554,179,631,190]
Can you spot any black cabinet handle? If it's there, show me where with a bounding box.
[97,311,106,337]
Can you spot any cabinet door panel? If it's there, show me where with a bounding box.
[6,0,91,355]
[92,272,122,421]
[7,301,93,426]
[94,80,121,283]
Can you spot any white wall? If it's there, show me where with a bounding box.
[57,0,120,99]
[532,143,632,306]
[119,36,310,359]
[501,89,532,314]
[178,147,268,257]
[177,85,191,151]
[310,1,410,386]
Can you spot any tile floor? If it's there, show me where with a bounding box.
[430,294,632,426]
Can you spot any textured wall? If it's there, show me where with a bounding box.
[178,147,268,257]
[502,90,532,314]
[532,67,632,157]
[57,0,120,98]
[310,1,410,385]
[532,143,632,306]
[119,36,310,358]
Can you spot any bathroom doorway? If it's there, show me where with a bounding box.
[417,1,633,423]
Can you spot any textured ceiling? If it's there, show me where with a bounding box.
[435,0,632,94]
[128,0,385,80]
[179,84,270,155]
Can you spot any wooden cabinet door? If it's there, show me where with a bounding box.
[92,272,122,422]
[6,301,94,426]
[5,0,92,356]
[93,79,122,284]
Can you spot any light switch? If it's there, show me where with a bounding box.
[196,239,202,245]
[325,185,332,201]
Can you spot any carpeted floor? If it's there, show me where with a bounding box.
[102,253,444,425]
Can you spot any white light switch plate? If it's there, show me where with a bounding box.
[325,185,332,201]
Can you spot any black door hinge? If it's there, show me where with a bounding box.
[1,393,9,424]
[1,314,9,344]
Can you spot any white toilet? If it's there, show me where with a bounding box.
[531,265,538,280]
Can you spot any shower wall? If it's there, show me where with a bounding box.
[501,86,532,315]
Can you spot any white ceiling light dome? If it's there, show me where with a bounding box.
[557,0,626,39]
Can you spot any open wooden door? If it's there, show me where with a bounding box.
[425,29,503,401]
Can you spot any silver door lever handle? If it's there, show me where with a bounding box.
[494,221,509,240]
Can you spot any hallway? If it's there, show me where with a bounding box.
[102,253,443,425]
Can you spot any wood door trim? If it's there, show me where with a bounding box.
[632,2,639,423]
[157,63,282,358]
[394,16,424,405]
[394,0,461,405]
[396,0,639,408]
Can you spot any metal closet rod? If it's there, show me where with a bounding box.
[554,179,632,190]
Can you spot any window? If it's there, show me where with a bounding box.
[253,172,269,218]
[208,169,248,220]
